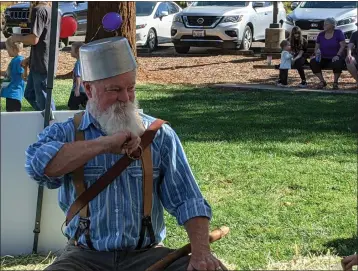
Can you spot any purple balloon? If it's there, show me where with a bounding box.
[102,12,123,32]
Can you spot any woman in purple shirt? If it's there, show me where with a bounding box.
[310,18,346,89]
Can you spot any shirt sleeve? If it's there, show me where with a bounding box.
[25,123,68,189]
[30,8,47,38]
[316,32,322,44]
[158,124,212,226]
[284,51,293,60]
[74,61,81,78]
[336,30,345,42]
[16,58,24,74]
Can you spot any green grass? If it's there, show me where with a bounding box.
[1,80,357,270]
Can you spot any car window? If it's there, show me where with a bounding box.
[168,2,179,14]
[264,2,272,7]
[155,2,169,17]
[136,1,157,16]
[300,1,356,8]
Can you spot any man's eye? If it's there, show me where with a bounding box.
[106,88,119,92]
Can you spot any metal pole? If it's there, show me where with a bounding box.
[270,1,280,28]
[32,1,59,254]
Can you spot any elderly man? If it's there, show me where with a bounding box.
[25,37,226,271]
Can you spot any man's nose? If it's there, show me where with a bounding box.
[117,91,129,103]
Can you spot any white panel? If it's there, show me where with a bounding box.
[1,109,143,256]
[1,111,79,256]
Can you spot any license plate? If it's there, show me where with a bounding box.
[192,30,205,37]
[308,34,317,41]
[19,23,27,28]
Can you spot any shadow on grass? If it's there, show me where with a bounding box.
[137,85,358,143]
[312,236,358,256]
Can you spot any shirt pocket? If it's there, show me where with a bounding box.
[81,166,106,211]
[126,166,161,213]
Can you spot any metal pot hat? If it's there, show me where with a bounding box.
[79,36,137,82]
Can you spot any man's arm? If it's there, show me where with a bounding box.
[184,217,210,254]
[11,33,39,45]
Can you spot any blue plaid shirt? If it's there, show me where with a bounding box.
[25,111,212,251]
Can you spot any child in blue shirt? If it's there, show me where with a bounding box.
[1,40,26,111]
[67,42,88,110]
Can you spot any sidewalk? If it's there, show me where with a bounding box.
[213,83,358,95]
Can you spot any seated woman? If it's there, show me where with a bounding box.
[310,18,346,89]
[289,26,308,87]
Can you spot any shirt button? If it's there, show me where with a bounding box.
[114,185,117,189]
[116,232,119,236]
[115,209,119,213]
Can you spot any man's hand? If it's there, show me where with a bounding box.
[332,56,340,62]
[346,54,353,64]
[99,132,141,155]
[341,254,358,271]
[74,89,80,97]
[188,250,226,271]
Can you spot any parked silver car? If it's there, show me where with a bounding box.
[283,1,357,43]
[171,1,286,53]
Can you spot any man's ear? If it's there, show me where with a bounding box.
[84,82,92,98]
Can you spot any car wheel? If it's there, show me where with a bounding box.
[146,28,157,52]
[240,26,252,50]
[174,46,190,54]
[61,37,69,47]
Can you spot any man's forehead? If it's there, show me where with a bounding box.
[94,72,136,87]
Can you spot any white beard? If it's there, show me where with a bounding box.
[87,92,145,137]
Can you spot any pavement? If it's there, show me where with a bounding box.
[214,83,358,95]
[1,31,265,56]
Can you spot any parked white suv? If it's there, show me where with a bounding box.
[136,1,182,51]
[283,1,357,43]
[171,1,286,53]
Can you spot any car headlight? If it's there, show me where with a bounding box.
[5,9,10,16]
[285,15,294,25]
[136,24,147,30]
[337,16,357,26]
[173,14,183,23]
[222,16,243,23]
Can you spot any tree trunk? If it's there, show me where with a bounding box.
[85,2,136,57]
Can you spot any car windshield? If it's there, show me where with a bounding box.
[136,1,157,16]
[299,1,356,8]
[192,1,248,7]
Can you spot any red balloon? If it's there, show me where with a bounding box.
[60,16,77,39]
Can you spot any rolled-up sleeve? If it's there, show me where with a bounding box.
[159,125,212,226]
[25,123,67,189]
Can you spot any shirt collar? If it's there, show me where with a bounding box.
[78,110,101,131]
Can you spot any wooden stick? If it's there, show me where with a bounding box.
[145,226,230,271]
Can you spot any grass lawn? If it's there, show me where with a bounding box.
[1,80,357,270]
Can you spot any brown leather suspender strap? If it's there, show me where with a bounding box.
[72,111,94,250]
[136,146,156,249]
[66,119,167,227]
[73,112,87,219]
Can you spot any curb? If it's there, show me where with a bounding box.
[213,84,358,95]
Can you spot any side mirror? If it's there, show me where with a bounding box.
[160,11,169,18]
[291,2,299,9]
[253,2,265,8]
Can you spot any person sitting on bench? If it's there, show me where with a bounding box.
[345,26,358,87]
[25,37,227,271]
[289,26,308,88]
[309,18,346,90]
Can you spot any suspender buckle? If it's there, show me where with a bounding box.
[79,217,90,231]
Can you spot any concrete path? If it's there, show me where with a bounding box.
[214,83,358,95]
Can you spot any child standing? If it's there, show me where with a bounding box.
[1,39,25,112]
[277,40,293,87]
[68,42,88,110]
